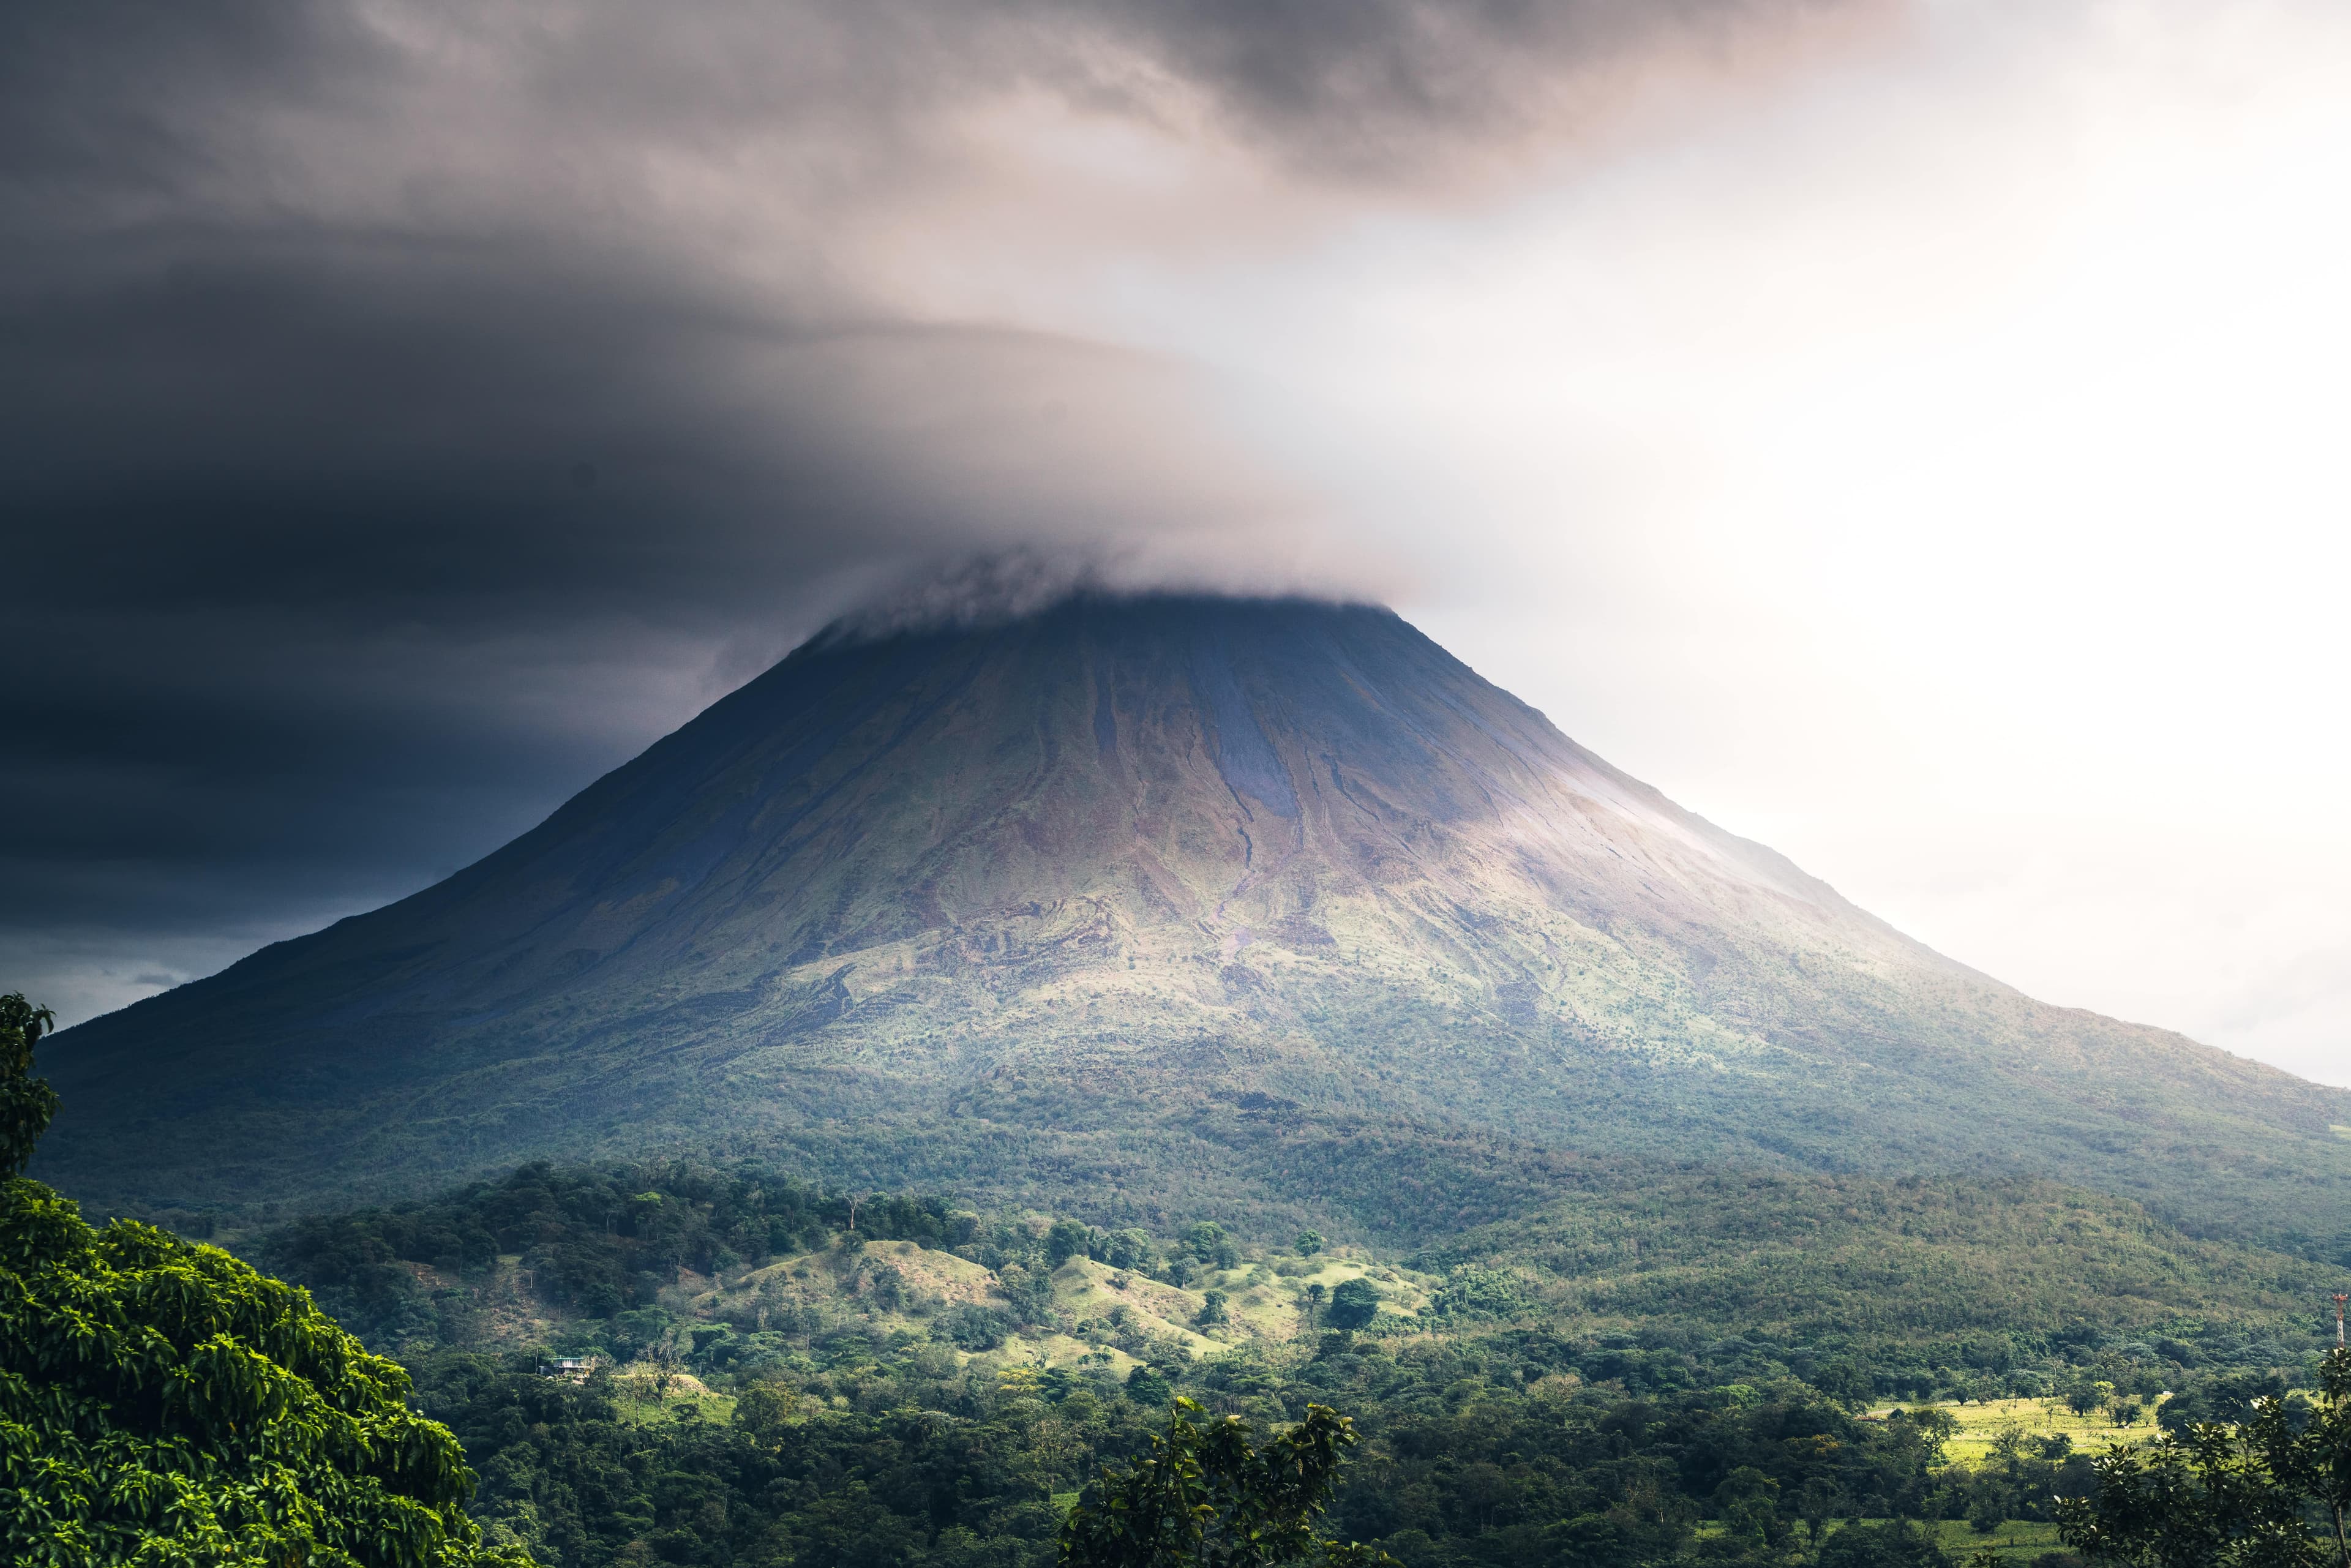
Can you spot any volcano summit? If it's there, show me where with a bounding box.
[42,596,2351,1244]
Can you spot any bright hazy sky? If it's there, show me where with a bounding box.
[1306,3,2351,1087]
[5,0,2347,1086]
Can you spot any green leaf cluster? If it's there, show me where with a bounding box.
[2058,1346,2351,1568]
[0,992,60,1179]
[1060,1397,1387,1568]
[0,992,530,1567]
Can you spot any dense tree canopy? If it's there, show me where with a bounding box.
[1060,1397,1384,1568]
[2059,1347,2351,1568]
[0,992,527,1567]
[225,1142,2336,1567]
[331,1293,2077,1567]
[1324,1280,1379,1334]
[6,973,2332,1568]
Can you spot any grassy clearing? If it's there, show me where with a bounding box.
[672,1238,1443,1374]
[1699,1519,2066,1562]
[1921,1518,2066,1562]
[1845,1395,2163,1552]
[1865,1395,2167,1465]
[608,1365,737,1427]
[1052,1257,1227,1357]
[1689,1519,2063,1561]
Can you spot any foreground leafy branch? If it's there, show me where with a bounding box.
[2058,1345,2351,1568]
[0,991,530,1567]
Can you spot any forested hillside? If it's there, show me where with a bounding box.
[242,1155,2339,1567]
[1412,1171,2331,1398]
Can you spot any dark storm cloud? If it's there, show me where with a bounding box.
[1076,0,1862,173]
[0,0,1862,1024]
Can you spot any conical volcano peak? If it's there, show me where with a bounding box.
[591,588,1834,976]
[39,593,2351,1242]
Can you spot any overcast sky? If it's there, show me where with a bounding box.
[6,0,2347,1086]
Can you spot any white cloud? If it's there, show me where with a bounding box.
[951,0,2351,1082]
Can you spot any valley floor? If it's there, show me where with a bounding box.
[1902,1396,2168,1466]
[244,1155,2338,1568]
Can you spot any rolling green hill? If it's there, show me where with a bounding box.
[38,595,2351,1253]
[253,1155,2335,1405]
[243,1155,2339,1567]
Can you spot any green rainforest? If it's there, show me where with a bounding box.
[243,1155,2344,1568]
[8,986,2351,1568]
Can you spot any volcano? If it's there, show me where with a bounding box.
[40,596,2351,1244]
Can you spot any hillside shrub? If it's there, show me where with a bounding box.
[939,1304,1011,1351]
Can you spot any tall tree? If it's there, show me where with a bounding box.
[0,992,57,1177]
[1060,1397,1389,1568]
[1325,1278,1379,1332]
[0,992,527,1566]
[2059,1348,2351,1568]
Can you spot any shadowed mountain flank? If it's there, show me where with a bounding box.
[40,596,2351,1246]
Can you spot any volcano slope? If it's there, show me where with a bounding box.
[39,596,2351,1249]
